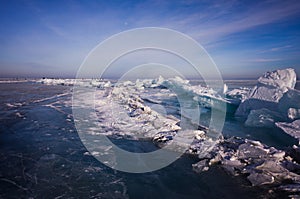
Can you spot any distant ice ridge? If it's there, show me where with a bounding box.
[37,78,112,88]
[38,76,239,113]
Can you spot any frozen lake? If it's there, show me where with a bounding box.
[0,80,298,198]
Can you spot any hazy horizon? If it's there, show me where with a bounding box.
[1,75,300,81]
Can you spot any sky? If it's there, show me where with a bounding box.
[1,0,300,79]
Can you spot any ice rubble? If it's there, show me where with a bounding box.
[92,80,181,140]
[192,137,300,192]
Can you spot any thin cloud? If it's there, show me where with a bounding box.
[260,45,292,53]
[170,1,300,44]
[247,58,282,63]
[44,23,67,37]
[128,0,300,48]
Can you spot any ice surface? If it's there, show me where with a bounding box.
[5,79,300,198]
[235,86,283,117]
[5,102,23,108]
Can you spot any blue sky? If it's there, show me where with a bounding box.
[1,0,300,79]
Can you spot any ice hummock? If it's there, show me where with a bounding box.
[234,68,300,132]
[235,68,297,117]
[258,68,296,90]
